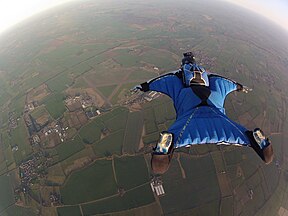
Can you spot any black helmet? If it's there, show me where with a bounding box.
[181,52,196,65]
[181,52,209,87]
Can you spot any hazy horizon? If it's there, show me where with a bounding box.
[0,0,287,36]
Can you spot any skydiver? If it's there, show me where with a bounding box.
[132,52,274,175]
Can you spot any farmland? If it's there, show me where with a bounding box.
[46,72,73,93]
[97,84,118,98]
[93,130,124,157]
[42,93,66,119]
[0,175,14,213]
[60,159,117,204]
[57,206,81,216]
[10,118,32,164]
[123,111,143,153]
[79,119,103,144]
[54,135,85,162]
[79,107,128,145]
[3,205,37,216]
[158,154,221,214]
[114,155,149,190]
[81,184,155,215]
[0,0,287,215]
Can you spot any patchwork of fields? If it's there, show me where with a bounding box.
[0,0,287,215]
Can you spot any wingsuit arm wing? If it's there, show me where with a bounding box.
[139,70,184,101]
[208,74,243,97]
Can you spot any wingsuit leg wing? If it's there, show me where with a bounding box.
[245,130,274,164]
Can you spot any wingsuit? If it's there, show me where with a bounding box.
[135,52,274,174]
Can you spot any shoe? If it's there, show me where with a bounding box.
[154,132,173,154]
[253,128,270,149]
[151,132,174,174]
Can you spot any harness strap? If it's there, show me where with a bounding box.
[175,107,198,145]
[191,85,211,107]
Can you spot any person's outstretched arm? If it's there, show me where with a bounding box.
[137,70,184,102]
[208,74,246,97]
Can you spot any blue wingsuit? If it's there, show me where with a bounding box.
[140,70,251,148]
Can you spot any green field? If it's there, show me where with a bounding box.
[57,206,82,216]
[60,159,117,204]
[79,120,103,144]
[240,184,266,215]
[81,184,155,215]
[85,54,107,68]
[55,135,85,162]
[3,146,14,167]
[143,107,158,134]
[104,109,128,132]
[98,107,127,122]
[153,101,170,124]
[160,155,220,214]
[128,69,156,81]
[269,134,282,159]
[97,84,118,98]
[79,107,128,144]
[223,147,243,165]
[114,155,149,190]
[0,0,287,215]
[42,93,66,119]
[254,176,286,216]
[141,49,177,71]
[84,65,130,88]
[71,77,89,89]
[21,65,67,92]
[46,163,66,185]
[0,161,7,175]
[9,95,26,117]
[60,147,95,171]
[123,111,143,153]
[0,175,14,213]
[113,49,142,67]
[159,158,184,213]
[226,164,245,190]
[93,130,124,157]
[261,162,279,193]
[0,88,11,109]
[46,72,73,93]
[180,154,220,202]
[69,62,92,76]
[2,205,37,216]
[0,136,5,163]
[142,132,159,145]
[38,42,84,68]
[220,196,233,216]
[142,99,175,133]
[30,105,50,120]
[10,118,32,164]
[110,82,139,104]
[0,109,9,128]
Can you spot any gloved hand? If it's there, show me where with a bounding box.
[242,86,253,93]
[130,85,142,94]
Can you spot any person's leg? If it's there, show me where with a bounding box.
[245,129,274,164]
[151,132,174,174]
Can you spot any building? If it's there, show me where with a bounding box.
[150,177,165,196]
[32,135,40,143]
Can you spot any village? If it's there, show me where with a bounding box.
[22,93,102,148]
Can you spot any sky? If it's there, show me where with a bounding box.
[225,0,288,32]
[0,0,287,34]
[0,0,74,34]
